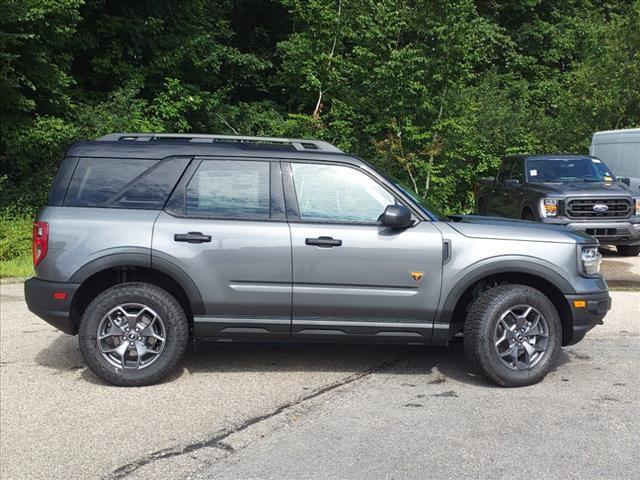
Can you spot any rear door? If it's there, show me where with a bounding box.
[485,159,507,216]
[284,161,443,343]
[490,157,515,217]
[152,158,292,338]
[504,157,525,218]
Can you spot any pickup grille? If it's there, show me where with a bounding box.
[566,198,632,219]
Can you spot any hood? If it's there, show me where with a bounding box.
[446,215,593,244]
[527,181,633,197]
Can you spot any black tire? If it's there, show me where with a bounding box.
[616,245,640,257]
[463,284,562,387]
[79,282,189,387]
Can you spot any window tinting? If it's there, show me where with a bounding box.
[110,157,190,208]
[527,158,615,182]
[291,163,395,223]
[64,157,189,208]
[65,158,157,207]
[185,160,271,219]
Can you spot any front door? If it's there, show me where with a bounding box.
[284,161,443,343]
[152,158,291,338]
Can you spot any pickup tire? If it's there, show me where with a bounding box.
[79,282,189,387]
[616,245,640,257]
[463,284,561,387]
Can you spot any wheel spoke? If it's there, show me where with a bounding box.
[134,341,160,367]
[111,307,138,329]
[498,343,517,359]
[140,325,164,341]
[98,323,125,340]
[520,343,534,369]
[525,317,547,339]
[515,307,531,330]
[136,307,156,327]
[522,341,536,358]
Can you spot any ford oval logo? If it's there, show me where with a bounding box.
[593,204,609,212]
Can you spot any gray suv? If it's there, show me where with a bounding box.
[25,133,611,387]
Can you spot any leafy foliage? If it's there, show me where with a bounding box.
[1,0,639,218]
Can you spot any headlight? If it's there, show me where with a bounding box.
[541,198,559,217]
[581,246,602,275]
[635,198,640,216]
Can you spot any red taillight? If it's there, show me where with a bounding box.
[33,222,49,267]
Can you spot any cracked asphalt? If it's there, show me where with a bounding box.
[1,263,639,479]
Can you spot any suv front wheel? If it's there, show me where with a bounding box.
[79,282,189,386]
[463,284,562,387]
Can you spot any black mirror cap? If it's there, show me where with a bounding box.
[381,204,413,228]
[619,177,630,186]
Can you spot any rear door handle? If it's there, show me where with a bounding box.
[305,236,342,247]
[174,232,212,243]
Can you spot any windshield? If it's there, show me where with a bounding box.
[390,178,444,220]
[527,157,615,183]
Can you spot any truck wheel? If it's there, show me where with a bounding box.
[79,282,189,387]
[616,245,640,257]
[463,284,562,387]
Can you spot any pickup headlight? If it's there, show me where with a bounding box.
[581,246,602,275]
[635,198,640,216]
[541,198,559,217]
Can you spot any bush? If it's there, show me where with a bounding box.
[0,215,33,262]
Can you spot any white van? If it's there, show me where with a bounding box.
[590,128,640,192]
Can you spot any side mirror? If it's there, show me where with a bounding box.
[504,178,521,189]
[619,177,630,186]
[480,176,495,184]
[381,204,413,228]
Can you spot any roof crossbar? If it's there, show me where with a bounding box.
[97,133,343,153]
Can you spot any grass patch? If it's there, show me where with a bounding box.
[0,214,33,278]
[1,255,33,279]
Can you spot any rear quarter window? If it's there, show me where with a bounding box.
[63,157,189,209]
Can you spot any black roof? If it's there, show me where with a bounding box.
[65,139,363,165]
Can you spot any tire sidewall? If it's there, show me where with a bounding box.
[79,283,188,386]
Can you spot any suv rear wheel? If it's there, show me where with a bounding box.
[79,282,189,386]
[616,245,640,257]
[463,284,562,387]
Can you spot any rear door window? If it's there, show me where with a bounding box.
[184,160,271,219]
[64,157,190,209]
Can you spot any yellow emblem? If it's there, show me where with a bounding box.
[410,271,424,282]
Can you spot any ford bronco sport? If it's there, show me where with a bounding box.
[25,133,611,387]
[475,154,640,256]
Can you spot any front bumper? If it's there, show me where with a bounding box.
[24,278,80,335]
[543,218,640,245]
[564,291,611,345]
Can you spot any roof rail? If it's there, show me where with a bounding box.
[97,133,343,153]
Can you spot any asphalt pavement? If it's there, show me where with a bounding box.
[0,255,638,480]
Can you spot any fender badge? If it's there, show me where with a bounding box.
[410,271,424,282]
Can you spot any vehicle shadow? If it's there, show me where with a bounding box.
[35,334,574,388]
